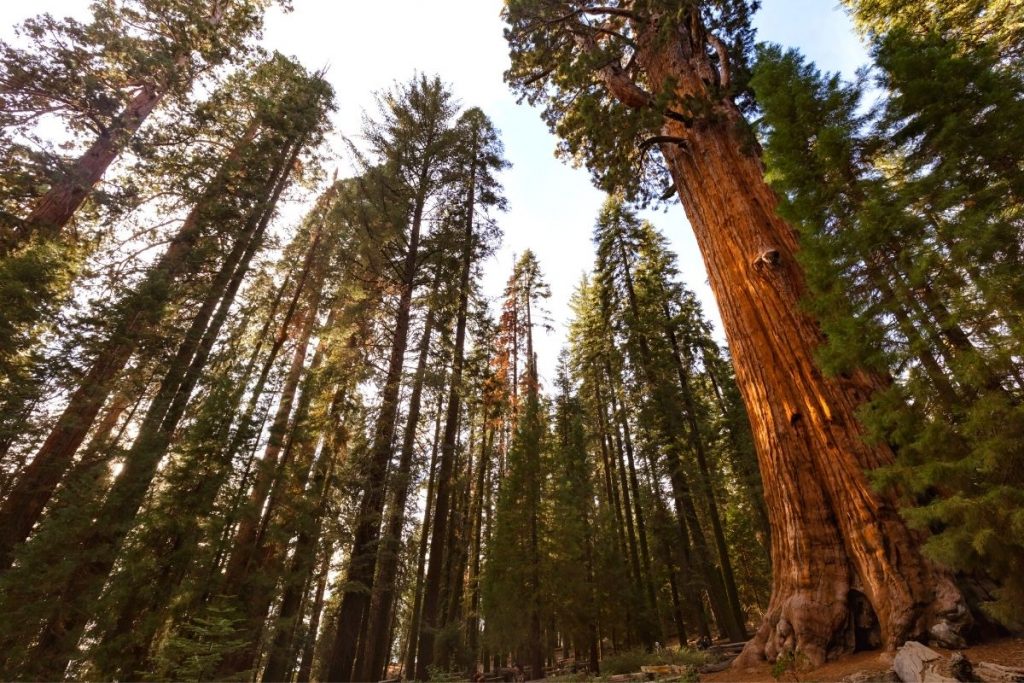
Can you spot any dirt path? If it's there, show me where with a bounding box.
[701,637,1024,683]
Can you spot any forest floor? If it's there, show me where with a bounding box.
[700,636,1024,682]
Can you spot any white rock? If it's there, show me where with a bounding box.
[893,641,958,683]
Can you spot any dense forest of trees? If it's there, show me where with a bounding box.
[0,0,1021,680]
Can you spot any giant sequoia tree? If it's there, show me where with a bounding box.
[753,0,1024,630]
[0,0,270,249]
[3,1,1020,679]
[504,0,969,664]
[0,0,272,400]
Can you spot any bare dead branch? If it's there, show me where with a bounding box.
[579,6,639,20]
[707,33,731,91]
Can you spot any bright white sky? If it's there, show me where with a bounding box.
[0,0,869,384]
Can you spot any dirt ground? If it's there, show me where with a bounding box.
[700,637,1024,683]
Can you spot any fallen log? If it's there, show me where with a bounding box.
[641,664,686,674]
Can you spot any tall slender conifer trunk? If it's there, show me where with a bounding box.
[296,544,331,683]
[250,404,336,682]
[604,366,661,645]
[443,417,474,625]
[465,415,492,676]
[524,299,545,681]
[214,306,331,678]
[327,165,430,682]
[415,160,476,679]
[698,345,770,549]
[217,220,327,604]
[591,379,639,644]
[359,281,439,681]
[611,243,742,640]
[403,390,445,677]
[668,328,747,634]
[610,382,658,627]
[0,122,261,573]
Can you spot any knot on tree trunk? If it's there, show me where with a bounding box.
[753,247,780,269]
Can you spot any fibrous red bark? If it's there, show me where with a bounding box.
[601,9,970,667]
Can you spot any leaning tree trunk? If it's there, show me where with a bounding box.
[12,143,302,682]
[0,121,261,574]
[217,233,325,606]
[16,85,163,249]
[621,11,969,666]
[99,262,305,677]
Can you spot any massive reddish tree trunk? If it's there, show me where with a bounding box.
[617,12,970,668]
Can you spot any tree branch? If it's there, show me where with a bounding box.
[521,65,556,86]
[639,135,688,151]
[572,27,692,126]
[707,33,731,91]
[579,6,638,20]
